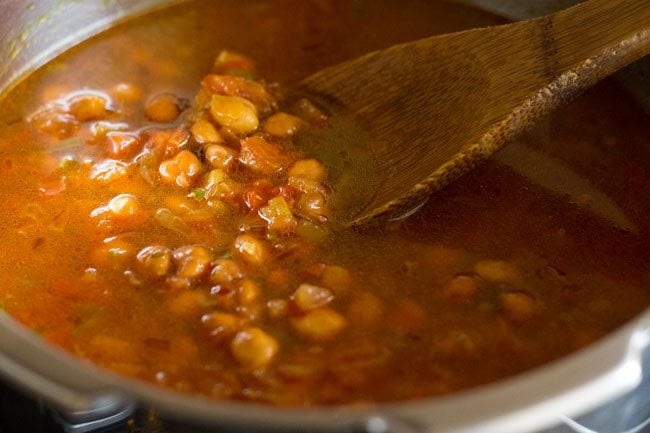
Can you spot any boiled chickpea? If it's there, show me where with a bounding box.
[230,327,278,369]
[238,278,261,305]
[474,260,518,283]
[442,275,478,301]
[112,83,143,103]
[69,94,108,121]
[287,176,326,195]
[107,194,140,217]
[145,93,180,123]
[233,234,267,266]
[347,292,384,328]
[165,275,193,292]
[91,238,135,271]
[159,150,202,188]
[89,159,128,183]
[168,290,209,317]
[210,94,258,134]
[288,159,326,182]
[191,118,222,144]
[173,245,213,279]
[266,299,288,320]
[136,246,172,278]
[296,192,329,222]
[320,265,352,294]
[204,144,237,170]
[203,169,241,201]
[210,259,243,285]
[290,308,347,341]
[435,331,477,359]
[202,311,245,343]
[501,291,538,324]
[263,112,304,138]
[291,284,334,312]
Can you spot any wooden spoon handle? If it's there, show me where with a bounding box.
[534,0,650,75]
[478,0,650,134]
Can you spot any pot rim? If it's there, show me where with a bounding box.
[0,1,648,432]
[0,308,648,433]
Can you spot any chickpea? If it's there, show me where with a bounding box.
[435,331,477,359]
[89,159,128,183]
[203,169,241,201]
[287,176,326,195]
[212,50,255,75]
[168,290,209,317]
[238,278,261,305]
[263,112,304,138]
[159,150,202,188]
[442,275,478,301]
[91,238,135,271]
[165,275,193,292]
[288,159,326,182]
[230,327,278,369]
[191,118,222,144]
[145,93,180,123]
[501,291,538,324]
[202,311,245,343]
[390,299,426,333]
[296,192,329,222]
[136,246,172,278]
[204,144,237,170]
[112,83,143,103]
[173,245,213,279]
[474,260,518,283]
[347,292,384,328]
[69,94,108,121]
[290,308,347,341]
[422,245,465,270]
[210,259,243,285]
[107,194,140,218]
[320,265,352,294]
[210,94,258,134]
[294,98,327,125]
[266,268,291,291]
[237,304,263,322]
[266,299,288,320]
[206,199,232,218]
[233,234,267,266]
[291,284,334,312]
[30,109,79,139]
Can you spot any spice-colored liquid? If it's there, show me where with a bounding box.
[0,0,649,405]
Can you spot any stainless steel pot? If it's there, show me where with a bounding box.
[1,1,649,432]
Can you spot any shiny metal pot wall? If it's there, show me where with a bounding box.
[1,2,650,433]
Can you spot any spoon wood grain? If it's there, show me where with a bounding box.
[296,0,650,227]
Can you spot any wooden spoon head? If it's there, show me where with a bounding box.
[296,38,494,226]
[296,0,650,227]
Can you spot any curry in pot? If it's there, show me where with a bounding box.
[0,0,650,405]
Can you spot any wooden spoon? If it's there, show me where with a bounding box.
[296,0,650,227]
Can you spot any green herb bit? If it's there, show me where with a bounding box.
[189,188,206,202]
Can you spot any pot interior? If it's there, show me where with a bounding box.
[0,2,649,433]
